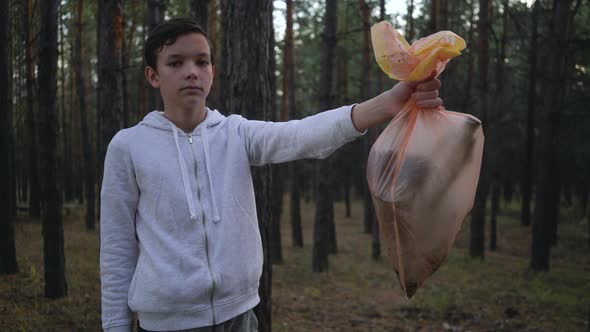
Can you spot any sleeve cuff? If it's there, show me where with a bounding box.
[104,324,133,332]
[338,104,367,140]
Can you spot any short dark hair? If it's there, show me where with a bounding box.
[144,17,214,71]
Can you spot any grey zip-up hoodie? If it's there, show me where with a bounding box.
[100,105,364,331]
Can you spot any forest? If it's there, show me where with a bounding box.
[0,0,589,331]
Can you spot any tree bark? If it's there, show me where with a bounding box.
[0,0,18,275]
[98,0,124,186]
[191,0,209,29]
[531,0,574,271]
[221,2,274,330]
[39,0,68,298]
[147,0,165,111]
[490,181,500,251]
[74,0,96,231]
[312,0,338,273]
[470,0,491,259]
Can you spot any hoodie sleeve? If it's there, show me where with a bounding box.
[100,130,139,332]
[238,105,365,166]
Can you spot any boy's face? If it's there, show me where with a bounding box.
[145,32,214,113]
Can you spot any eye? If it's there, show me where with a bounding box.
[197,59,210,66]
[168,61,182,68]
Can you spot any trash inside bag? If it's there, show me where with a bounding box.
[367,21,484,299]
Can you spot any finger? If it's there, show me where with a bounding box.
[409,70,437,87]
[412,90,439,101]
[416,98,443,109]
[416,78,441,92]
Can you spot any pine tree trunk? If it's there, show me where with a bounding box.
[461,0,475,114]
[39,0,68,298]
[147,0,165,111]
[98,0,124,184]
[521,1,539,223]
[470,0,491,259]
[74,0,96,231]
[359,0,374,235]
[207,0,220,110]
[312,0,338,273]
[191,0,210,28]
[59,9,73,203]
[25,0,41,219]
[490,181,500,251]
[285,0,303,248]
[406,0,415,42]
[221,2,274,330]
[531,0,573,271]
[290,162,303,247]
[0,0,18,275]
[270,165,284,265]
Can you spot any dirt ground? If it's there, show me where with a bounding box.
[1,198,588,331]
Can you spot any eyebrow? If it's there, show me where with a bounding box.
[166,53,210,59]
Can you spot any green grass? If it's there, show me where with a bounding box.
[1,197,589,331]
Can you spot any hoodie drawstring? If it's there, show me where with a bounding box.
[201,125,221,222]
[171,123,198,221]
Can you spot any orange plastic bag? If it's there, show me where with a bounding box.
[367,21,484,298]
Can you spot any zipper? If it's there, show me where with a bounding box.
[188,133,217,324]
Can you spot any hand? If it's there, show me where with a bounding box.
[389,71,443,110]
[350,71,443,132]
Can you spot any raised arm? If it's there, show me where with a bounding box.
[100,130,140,332]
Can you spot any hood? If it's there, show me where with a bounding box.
[139,107,226,134]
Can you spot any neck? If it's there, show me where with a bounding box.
[163,103,207,133]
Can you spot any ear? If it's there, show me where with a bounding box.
[145,66,160,88]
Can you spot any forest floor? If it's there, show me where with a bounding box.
[0,197,588,331]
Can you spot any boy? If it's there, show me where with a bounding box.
[100,18,442,332]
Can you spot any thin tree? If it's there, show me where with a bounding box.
[521,0,539,228]
[531,0,578,271]
[59,5,73,202]
[371,0,386,261]
[285,0,303,248]
[490,0,510,252]
[221,2,274,330]
[39,0,68,297]
[0,0,18,276]
[312,0,339,273]
[406,0,415,42]
[25,0,41,219]
[470,0,491,259]
[360,0,374,236]
[74,0,96,231]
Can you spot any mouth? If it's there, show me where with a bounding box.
[181,86,203,91]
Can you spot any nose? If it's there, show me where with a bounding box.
[185,63,199,80]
